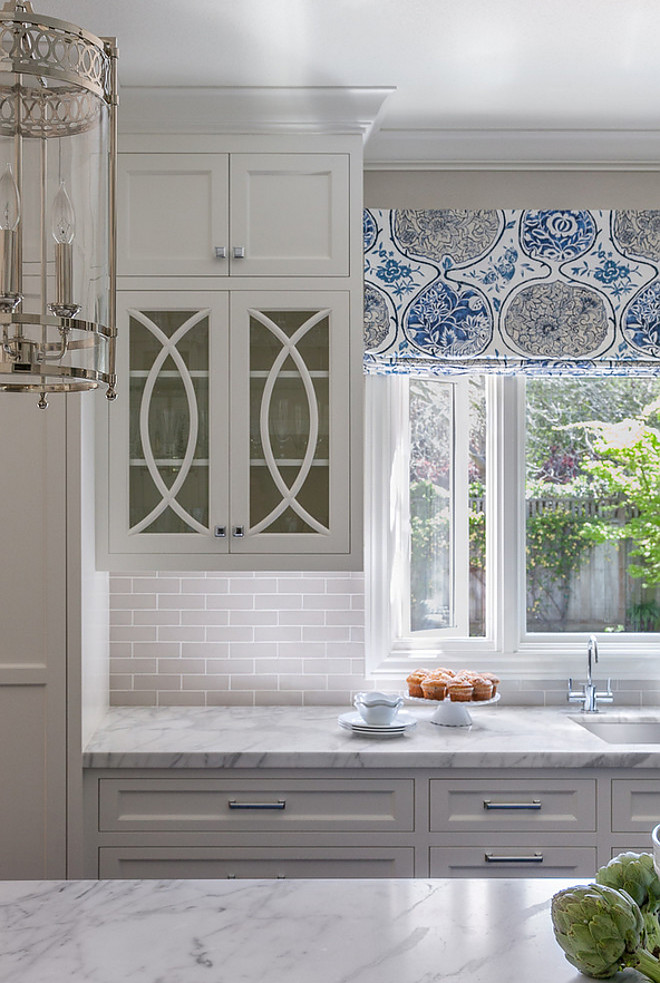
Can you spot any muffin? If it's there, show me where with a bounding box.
[471,675,494,701]
[478,672,500,695]
[421,674,450,701]
[447,679,474,702]
[406,668,429,698]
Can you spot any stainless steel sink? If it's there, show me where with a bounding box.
[571,717,660,744]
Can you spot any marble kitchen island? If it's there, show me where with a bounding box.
[0,875,644,983]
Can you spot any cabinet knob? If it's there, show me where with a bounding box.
[214,246,227,259]
[232,526,244,538]
[214,525,227,538]
[232,246,246,259]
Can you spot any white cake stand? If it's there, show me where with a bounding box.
[405,692,500,727]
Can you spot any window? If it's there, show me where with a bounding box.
[366,373,660,677]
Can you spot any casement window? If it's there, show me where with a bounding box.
[365,373,660,678]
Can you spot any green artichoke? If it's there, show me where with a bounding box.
[596,852,660,956]
[551,883,660,980]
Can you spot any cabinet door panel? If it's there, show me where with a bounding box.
[229,154,349,276]
[430,845,595,878]
[430,779,596,832]
[108,291,230,554]
[99,846,414,879]
[117,154,229,276]
[612,780,660,832]
[230,292,350,554]
[98,778,414,832]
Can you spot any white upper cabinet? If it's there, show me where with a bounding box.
[100,290,353,568]
[100,135,363,571]
[117,153,350,278]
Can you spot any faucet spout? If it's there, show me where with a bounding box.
[587,634,599,686]
[568,635,612,712]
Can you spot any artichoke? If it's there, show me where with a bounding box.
[596,852,660,956]
[551,883,660,980]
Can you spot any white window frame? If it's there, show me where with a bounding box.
[365,373,660,681]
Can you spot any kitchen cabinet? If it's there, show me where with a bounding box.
[99,289,353,566]
[611,779,660,833]
[84,764,660,880]
[98,777,414,832]
[429,778,596,832]
[0,397,68,878]
[82,767,613,880]
[99,135,363,570]
[97,846,415,879]
[429,845,596,877]
[84,771,417,879]
[117,153,350,278]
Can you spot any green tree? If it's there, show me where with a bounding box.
[578,398,660,588]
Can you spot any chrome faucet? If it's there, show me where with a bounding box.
[568,634,614,712]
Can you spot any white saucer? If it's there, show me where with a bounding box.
[338,710,417,736]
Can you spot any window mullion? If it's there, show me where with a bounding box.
[490,376,525,655]
[453,379,470,636]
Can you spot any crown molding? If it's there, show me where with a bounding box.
[118,86,395,140]
[365,127,660,170]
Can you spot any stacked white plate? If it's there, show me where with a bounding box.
[338,710,417,738]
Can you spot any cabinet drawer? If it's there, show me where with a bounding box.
[429,779,596,832]
[98,846,415,879]
[98,778,414,833]
[612,780,660,833]
[430,845,596,878]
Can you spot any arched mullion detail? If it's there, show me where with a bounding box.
[251,308,329,536]
[129,308,209,536]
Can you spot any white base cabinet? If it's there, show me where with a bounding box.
[84,766,657,881]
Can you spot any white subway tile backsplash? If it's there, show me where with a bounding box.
[134,610,182,626]
[108,571,660,709]
[158,594,206,610]
[157,627,205,642]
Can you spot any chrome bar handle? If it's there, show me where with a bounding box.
[483,799,541,811]
[484,853,544,864]
[228,799,286,810]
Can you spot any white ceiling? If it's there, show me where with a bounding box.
[33,0,660,166]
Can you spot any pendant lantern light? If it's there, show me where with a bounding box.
[0,0,117,406]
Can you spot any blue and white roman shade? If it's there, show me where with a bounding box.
[364,209,660,375]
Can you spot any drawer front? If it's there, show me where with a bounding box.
[98,778,414,833]
[612,780,660,833]
[429,780,596,832]
[98,846,415,879]
[611,845,651,857]
[430,845,596,878]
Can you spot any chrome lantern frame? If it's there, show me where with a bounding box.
[0,0,117,405]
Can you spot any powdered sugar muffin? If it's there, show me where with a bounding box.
[471,675,494,701]
[421,674,450,701]
[447,679,474,702]
[406,668,429,698]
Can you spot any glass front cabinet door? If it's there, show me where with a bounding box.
[229,291,350,555]
[103,290,351,566]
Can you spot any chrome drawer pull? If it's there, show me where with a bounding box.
[483,799,541,810]
[484,853,544,864]
[228,799,286,810]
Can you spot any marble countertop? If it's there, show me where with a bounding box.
[1,876,645,983]
[83,704,660,769]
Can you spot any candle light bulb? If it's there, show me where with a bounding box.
[0,164,20,232]
[51,181,75,244]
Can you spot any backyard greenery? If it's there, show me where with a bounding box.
[409,375,660,634]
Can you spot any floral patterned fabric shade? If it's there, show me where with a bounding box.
[364,209,660,375]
